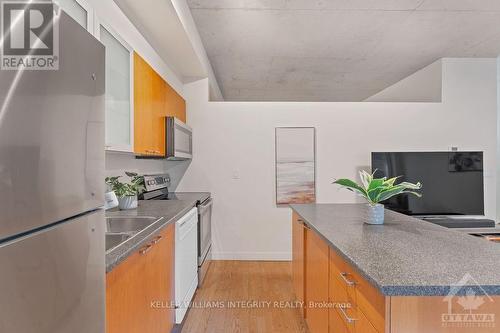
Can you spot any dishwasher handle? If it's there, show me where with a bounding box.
[176,207,198,240]
[178,218,197,241]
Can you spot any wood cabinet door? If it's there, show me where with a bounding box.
[134,52,155,156]
[305,227,330,333]
[151,70,166,156]
[106,223,175,333]
[144,223,175,333]
[165,82,186,123]
[134,52,167,157]
[106,243,149,333]
[292,213,306,316]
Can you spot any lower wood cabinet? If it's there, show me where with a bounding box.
[329,248,385,333]
[329,255,379,333]
[305,225,330,333]
[106,223,175,333]
[291,214,383,333]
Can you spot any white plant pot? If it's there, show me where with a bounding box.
[365,204,384,225]
[118,195,138,210]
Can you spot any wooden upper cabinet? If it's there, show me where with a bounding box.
[133,52,186,156]
[106,223,175,333]
[134,52,158,156]
[151,70,166,155]
[292,212,306,317]
[305,226,330,333]
[165,82,186,123]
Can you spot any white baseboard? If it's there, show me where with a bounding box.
[212,251,291,261]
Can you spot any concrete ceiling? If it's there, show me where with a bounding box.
[188,0,500,101]
[114,0,206,80]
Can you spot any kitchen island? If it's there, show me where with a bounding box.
[290,203,500,333]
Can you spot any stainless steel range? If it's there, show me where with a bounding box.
[141,174,212,286]
[197,196,213,286]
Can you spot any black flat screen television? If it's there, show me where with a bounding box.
[371,151,484,216]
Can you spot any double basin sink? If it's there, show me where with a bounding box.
[105,216,162,253]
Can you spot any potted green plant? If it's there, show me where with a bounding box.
[105,172,145,210]
[333,170,422,224]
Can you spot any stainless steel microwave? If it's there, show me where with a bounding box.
[165,117,193,160]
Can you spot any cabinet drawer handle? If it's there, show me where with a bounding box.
[298,219,310,229]
[340,272,356,286]
[139,244,152,255]
[152,235,162,244]
[339,305,357,324]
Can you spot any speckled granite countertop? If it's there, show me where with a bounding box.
[290,203,500,296]
[105,192,210,272]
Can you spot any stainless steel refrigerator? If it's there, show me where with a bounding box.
[0,11,105,333]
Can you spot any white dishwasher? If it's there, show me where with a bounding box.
[175,207,198,324]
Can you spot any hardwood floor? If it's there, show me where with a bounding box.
[181,261,309,333]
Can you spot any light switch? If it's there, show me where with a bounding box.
[232,170,240,180]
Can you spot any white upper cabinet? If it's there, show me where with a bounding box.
[95,20,134,153]
[56,1,134,153]
[55,0,93,31]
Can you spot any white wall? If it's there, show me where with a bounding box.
[365,59,442,102]
[105,153,190,190]
[177,58,498,261]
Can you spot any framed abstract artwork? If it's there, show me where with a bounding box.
[275,127,316,205]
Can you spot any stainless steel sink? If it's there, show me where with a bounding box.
[106,216,159,234]
[105,216,162,253]
[105,233,132,252]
